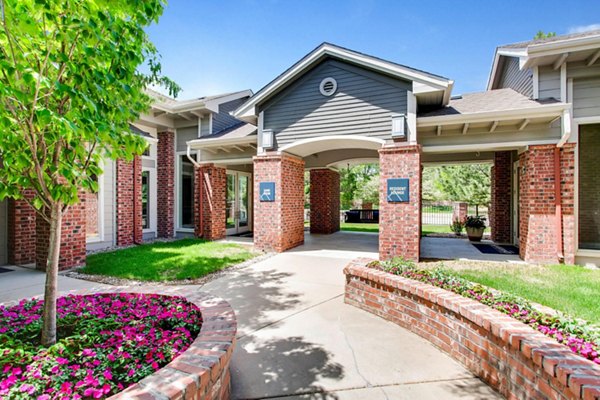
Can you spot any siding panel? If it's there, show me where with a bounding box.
[497,57,533,98]
[263,59,409,147]
[538,66,561,100]
[573,77,600,118]
[212,98,247,135]
[176,126,198,151]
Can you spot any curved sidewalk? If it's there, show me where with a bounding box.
[202,231,502,399]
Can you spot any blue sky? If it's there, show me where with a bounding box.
[147,1,600,99]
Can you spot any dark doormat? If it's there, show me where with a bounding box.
[0,266,14,273]
[472,243,519,255]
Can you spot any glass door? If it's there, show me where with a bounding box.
[226,171,252,235]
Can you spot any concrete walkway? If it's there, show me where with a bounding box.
[201,232,502,399]
[0,265,110,304]
[421,237,522,262]
[0,232,502,399]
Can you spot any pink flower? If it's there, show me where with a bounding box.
[103,369,112,380]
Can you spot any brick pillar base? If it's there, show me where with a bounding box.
[310,168,340,234]
[7,190,36,265]
[35,200,86,271]
[519,144,575,264]
[194,164,226,240]
[157,131,175,238]
[116,157,142,246]
[491,151,512,243]
[253,153,305,252]
[379,144,421,262]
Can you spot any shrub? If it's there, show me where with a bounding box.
[465,215,486,229]
[0,293,203,399]
[371,258,599,365]
[450,218,464,235]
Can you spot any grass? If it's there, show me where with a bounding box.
[340,222,379,233]
[82,239,257,282]
[421,224,453,235]
[445,263,600,325]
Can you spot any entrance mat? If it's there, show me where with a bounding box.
[0,267,14,273]
[472,243,519,255]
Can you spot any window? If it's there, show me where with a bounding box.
[179,155,195,229]
[86,174,101,239]
[579,124,600,250]
[142,171,150,230]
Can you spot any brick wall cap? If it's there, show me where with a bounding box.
[344,258,600,399]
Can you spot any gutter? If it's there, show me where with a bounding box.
[554,108,572,262]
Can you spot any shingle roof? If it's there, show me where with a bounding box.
[500,29,600,50]
[418,88,561,117]
[196,122,257,140]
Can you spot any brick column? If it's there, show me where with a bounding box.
[452,202,468,224]
[115,156,142,246]
[7,190,36,265]
[519,144,575,264]
[253,153,305,252]
[194,164,226,240]
[35,199,86,270]
[379,144,421,262]
[310,168,340,234]
[491,151,512,243]
[157,131,175,238]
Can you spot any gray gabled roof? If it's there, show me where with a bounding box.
[418,88,561,117]
[499,29,600,50]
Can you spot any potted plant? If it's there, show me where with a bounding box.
[465,215,486,242]
[450,218,465,236]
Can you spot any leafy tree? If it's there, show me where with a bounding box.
[534,30,557,39]
[339,163,378,209]
[0,0,179,345]
[433,164,491,213]
[355,174,379,207]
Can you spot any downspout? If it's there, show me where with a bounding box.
[133,156,142,245]
[555,108,572,262]
[187,144,203,238]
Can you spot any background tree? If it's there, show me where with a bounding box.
[432,164,491,214]
[534,30,557,39]
[0,0,179,346]
[339,163,378,209]
[355,174,379,207]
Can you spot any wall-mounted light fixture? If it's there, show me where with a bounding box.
[262,129,274,149]
[391,115,406,139]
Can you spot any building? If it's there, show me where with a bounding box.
[1,30,599,268]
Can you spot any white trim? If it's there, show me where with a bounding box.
[407,91,417,144]
[319,77,337,96]
[187,136,257,149]
[278,135,385,157]
[417,103,568,127]
[422,139,559,154]
[532,66,539,99]
[326,157,379,169]
[560,62,567,102]
[234,43,452,120]
[196,157,254,166]
[86,159,105,244]
[208,113,213,135]
[225,170,253,236]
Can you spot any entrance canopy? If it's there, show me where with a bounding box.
[280,135,385,158]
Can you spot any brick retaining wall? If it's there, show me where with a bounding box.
[344,258,600,400]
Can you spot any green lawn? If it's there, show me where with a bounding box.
[446,263,600,325]
[340,222,379,233]
[82,239,257,282]
[421,224,453,235]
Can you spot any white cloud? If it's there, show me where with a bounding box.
[568,24,600,34]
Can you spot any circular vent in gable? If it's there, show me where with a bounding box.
[319,77,337,96]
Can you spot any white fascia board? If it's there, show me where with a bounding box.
[417,103,568,127]
[234,43,451,119]
[422,139,559,154]
[486,53,502,90]
[143,136,158,144]
[187,135,257,149]
[204,89,254,114]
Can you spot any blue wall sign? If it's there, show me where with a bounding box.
[259,182,276,202]
[387,178,410,202]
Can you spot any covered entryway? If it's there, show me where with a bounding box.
[226,170,252,236]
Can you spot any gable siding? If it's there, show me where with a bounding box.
[212,98,247,135]
[176,126,198,151]
[497,57,533,98]
[262,59,409,147]
[573,77,600,118]
[538,66,561,100]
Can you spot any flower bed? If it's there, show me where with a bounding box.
[0,293,203,399]
[371,258,599,365]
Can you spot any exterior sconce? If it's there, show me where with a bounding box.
[262,129,274,150]
[391,115,406,138]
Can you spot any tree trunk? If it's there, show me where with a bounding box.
[475,204,479,216]
[41,203,62,346]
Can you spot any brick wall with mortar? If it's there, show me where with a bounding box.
[344,258,600,400]
[7,190,36,265]
[253,153,305,252]
[519,144,576,264]
[310,168,340,234]
[379,144,421,261]
[452,202,468,224]
[491,151,512,243]
[35,199,86,270]
[115,157,142,246]
[194,164,227,241]
[157,131,175,238]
